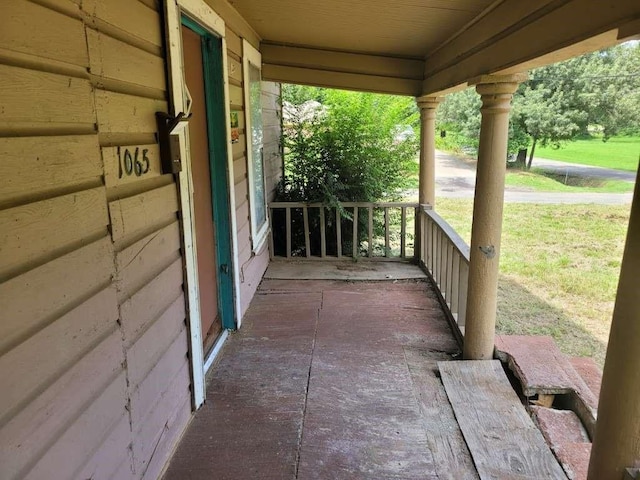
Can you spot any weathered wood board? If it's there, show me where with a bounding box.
[0,135,102,208]
[438,360,567,480]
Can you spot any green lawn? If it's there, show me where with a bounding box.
[505,169,635,193]
[434,198,631,366]
[535,135,640,172]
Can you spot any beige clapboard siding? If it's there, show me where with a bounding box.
[133,357,190,473]
[0,236,114,355]
[140,394,191,480]
[226,28,242,57]
[115,221,182,301]
[236,220,251,256]
[229,83,244,109]
[236,200,250,231]
[95,89,167,136]
[74,412,131,480]
[0,2,187,480]
[237,239,252,269]
[232,133,247,157]
[108,182,179,246]
[24,371,128,480]
[0,330,124,480]
[228,55,242,84]
[0,64,95,134]
[87,29,166,92]
[130,330,188,425]
[0,187,109,280]
[240,246,270,315]
[0,135,102,209]
[0,1,88,68]
[119,258,184,346]
[233,155,248,184]
[82,0,163,50]
[262,91,280,111]
[234,178,249,209]
[137,386,191,480]
[28,0,83,19]
[263,108,280,128]
[0,286,118,427]
[127,294,186,388]
[109,455,138,480]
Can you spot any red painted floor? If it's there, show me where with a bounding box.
[162,279,477,480]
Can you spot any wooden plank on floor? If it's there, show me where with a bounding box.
[438,360,567,480]
[404,349,478,480]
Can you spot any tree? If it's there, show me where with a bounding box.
[436,87,528,157]
[435,42,640,168]
[512,85,583,169]
[577,43,640,139]
[275,85,419,257]
[279,85,418,204]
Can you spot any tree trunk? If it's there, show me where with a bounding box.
[527,138,537,170]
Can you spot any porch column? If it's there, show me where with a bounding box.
[416,96,441,206]
[463,74,527,360]
[587,172,640,479]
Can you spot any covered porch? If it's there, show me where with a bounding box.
[167,0,640,475]
[162,267,562,479]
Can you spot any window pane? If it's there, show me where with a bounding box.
[249,64,266,230]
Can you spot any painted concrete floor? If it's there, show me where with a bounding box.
[264,260,427,281]
[162,278,478,480]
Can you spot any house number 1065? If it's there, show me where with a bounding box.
[117,146,150,178]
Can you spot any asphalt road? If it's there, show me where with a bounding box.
[433,151,635,205]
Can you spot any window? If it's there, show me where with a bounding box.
[243,40,268,251]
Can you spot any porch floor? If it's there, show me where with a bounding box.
[162,277,479,479]
[264,259,427,281]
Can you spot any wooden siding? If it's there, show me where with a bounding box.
[227,27,282,317]
[0,2,190,480]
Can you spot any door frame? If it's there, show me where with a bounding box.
[164,0,242,409]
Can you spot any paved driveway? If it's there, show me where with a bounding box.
[433,151,634,205]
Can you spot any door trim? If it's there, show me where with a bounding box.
[164,0,242,410]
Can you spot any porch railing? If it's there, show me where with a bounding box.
[268,202,419,261]
[417,206,470,337]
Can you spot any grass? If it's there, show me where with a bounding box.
[535,135,640,172]
[505,169,635,193]
[434,198,631,367]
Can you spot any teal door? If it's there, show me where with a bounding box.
[181,17,235,351]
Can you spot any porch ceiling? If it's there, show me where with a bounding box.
[214,0,640,97]
[228,0,495,58]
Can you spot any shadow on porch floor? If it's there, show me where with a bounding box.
[163,272,479,479]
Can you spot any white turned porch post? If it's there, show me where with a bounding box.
[587,171,640,479]
[416,96,441,207]
[463,74,526,360]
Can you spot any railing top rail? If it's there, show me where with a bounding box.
[423,207,470,261]
[269,201,420,209]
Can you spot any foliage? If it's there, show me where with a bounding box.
[273,85,419,257]
[277,85,419,205]
[512,84,584,168]
[435,87,528,156]
[435,42,640,169]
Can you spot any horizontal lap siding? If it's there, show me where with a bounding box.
[0,2,190,480]
[228,27,283,317]
[90,2,191,480]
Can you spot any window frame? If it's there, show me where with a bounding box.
[242,40,269,252]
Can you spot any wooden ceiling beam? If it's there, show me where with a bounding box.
[422,0,640,95]
[262,64,423,96]
[261,44,424,80]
